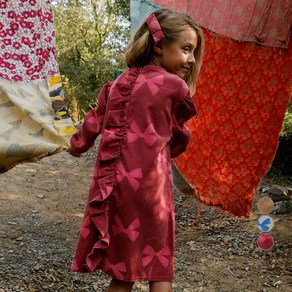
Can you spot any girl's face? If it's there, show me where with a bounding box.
[157,28,198,79]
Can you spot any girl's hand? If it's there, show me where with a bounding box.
[66,146,82,158]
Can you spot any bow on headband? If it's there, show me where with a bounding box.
[146,13,165,43]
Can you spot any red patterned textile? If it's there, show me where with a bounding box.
[174,30,292,217]
[134,0,292,216]
[0,0,59,82]
[151,0,292,48]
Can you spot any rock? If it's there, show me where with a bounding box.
[273,280,283,287]
[273,201,292,214]
[33,263,42,271]
[259,186,270,193]
[286,187,292,198]
[7,221,17,225]
[41,158,55,166]
[269,186,287,195]
[268,186,289,202]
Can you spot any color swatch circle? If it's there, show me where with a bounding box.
[257,196,274,214]
[257,215,274,232]
[257,233,274,251]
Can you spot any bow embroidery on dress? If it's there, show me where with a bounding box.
[104,258,127,279]
[142,245,171,268]
[112,215,140,241]
[127,121,157,145]
[116,164,143,191]
[134,74,164,96]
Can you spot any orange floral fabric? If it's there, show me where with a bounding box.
[174,30,292,217]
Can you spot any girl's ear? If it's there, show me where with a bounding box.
[153,41,164,55]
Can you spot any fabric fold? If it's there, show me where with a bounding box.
[71,68,140,273]
[0,1,76,172]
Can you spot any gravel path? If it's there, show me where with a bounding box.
[0,148,291,291]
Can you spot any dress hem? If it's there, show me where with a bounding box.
[102,268,174,282]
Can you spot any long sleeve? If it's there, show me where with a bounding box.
[70,82,111,153]
[170,93,196,158]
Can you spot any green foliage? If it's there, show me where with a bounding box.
[268,99,292,176]
[280,99,292,139]
[52,0,130,122]
[52,1,291,176]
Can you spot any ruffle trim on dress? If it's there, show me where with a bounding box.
[72,67,140,273]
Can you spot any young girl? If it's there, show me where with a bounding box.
[67,8,204,292]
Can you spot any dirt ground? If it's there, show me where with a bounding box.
[0,147,291,292]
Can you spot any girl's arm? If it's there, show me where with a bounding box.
[170,93,196,158]
[69,82,111,155]
[67,145,82,157]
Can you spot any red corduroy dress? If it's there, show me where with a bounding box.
[70,65,196,281]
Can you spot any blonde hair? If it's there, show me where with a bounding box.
[125,8,204,93]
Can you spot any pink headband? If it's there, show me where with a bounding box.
[146,13,165,43]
